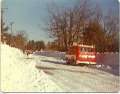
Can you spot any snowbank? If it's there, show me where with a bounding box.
[1,44,61,92]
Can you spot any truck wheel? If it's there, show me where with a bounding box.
[72,59,76,66]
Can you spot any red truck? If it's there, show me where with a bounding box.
[65,43,96,65]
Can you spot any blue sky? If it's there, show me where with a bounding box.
[3,0,119,43]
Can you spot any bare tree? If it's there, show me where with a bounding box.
[46,0,119,52]
[14,31,28,51]
[104,10,119,52]
[47,0,95,51]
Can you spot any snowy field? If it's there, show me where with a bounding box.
[1,44,120,92]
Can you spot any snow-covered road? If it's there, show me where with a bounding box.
[1,44,119,92]
[33,55,119,92]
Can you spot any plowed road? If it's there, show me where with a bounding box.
[34,55,119,92]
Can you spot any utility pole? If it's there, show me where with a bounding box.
[1,7,7,32]
[10,22,14,35]
[10,22,14,46]
[1,7,8,42]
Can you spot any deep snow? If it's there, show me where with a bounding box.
[1,44,120,92]
[1,44,62,92]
